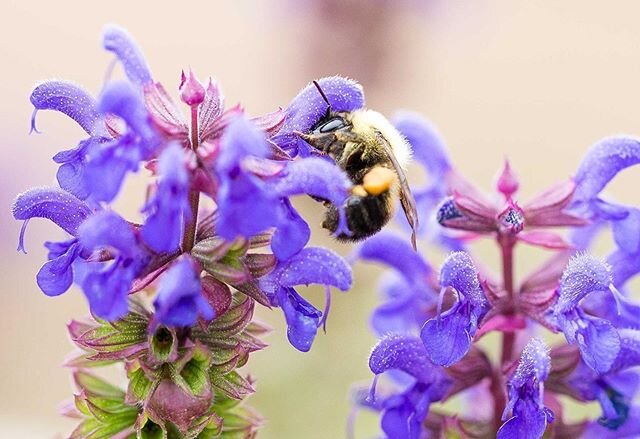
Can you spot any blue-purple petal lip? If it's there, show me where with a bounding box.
[273,247,352,291]
[392,111,451,180]
[12,187,93,252]
[572,136,640,210]
[30,80,108,137]
[356,232,431,284]
[103,24,152,86]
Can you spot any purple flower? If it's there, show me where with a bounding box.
[272,157,352,240]
[29,81,110,200]
[12,187,92,296]
[497,338,553,439]
[421,252,489,367]
[215,115,282,241]
[77,211,150,320]
[153,255,213,327]
[141,143,191,252]
[354,232,436,334]
[273,76,364,157]
[259,247,352,351]
[368,334,451,439]
[103,24,153,87]
[550,254,622,373]
[553,330,640,430]
[83,81,160,202]
[571,136,640,222]
[581,406,640,438]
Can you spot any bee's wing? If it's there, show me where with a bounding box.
[376,133,419,250]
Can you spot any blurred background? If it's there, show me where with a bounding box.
[2,1,640,437]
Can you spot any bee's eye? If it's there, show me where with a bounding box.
[314,117,347,133]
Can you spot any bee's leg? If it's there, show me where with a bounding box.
[295,131,337,155]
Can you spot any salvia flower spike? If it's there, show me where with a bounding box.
[353,112,640,437]
[15,25,364,438]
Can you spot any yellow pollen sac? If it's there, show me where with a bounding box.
[363,167,395,195]
[351,185,368,197]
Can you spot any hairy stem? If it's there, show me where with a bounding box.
[181,106,201,252]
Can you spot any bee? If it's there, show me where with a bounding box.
[298,81,419,249]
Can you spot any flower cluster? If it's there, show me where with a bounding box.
[14,26,361,437]
[353,113,640,438]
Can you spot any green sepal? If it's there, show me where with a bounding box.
[233,281,271,307]
[126,363,159,405]
[150,327,179,364]
[70,398,137,439]
[71,311,148,360]
[203,260,252,285]
[210,370,254,400]
[167,344,212,398]
[74,370,125,400]
[138,417,167,439]
[191,237,234,265]
[64,352,116,369]
[242,253,276,278]
[179,345,213,397]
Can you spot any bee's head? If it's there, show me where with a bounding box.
[310,80,351,134]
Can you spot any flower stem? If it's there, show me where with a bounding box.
[498,233,517,364]
[493,233,517,431]
[182,106,200,252]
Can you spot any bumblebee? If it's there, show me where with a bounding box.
[298,81,418,248]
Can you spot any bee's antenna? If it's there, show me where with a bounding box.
[313,80,332,118]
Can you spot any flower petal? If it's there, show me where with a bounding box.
[439,252,485,306]
[272,247,352,291]
[217,115,269,172]
[81,264,131,321]
[36,240,81,296]
[421,304,472,367]
[274,76,364,157]
[392,111,451,181]
[356,231,431,284]
[577,315,621,374]
[608,249,640,288]
[141,144,190,252]
[153,256,214,327]
[278,287,321,352]
[369,334,441,383]
[77,211,137,256]
[103,24,152,86]
[556,254,613,312]
[98,81,155,143]
[572,136,640,216]
[612,208,640,254]
[274,157,352,206]
[497,410,549,439]
[271,199,310,261]
[12,187,92,236]
[30,81,107,136]
[215,172,281,241]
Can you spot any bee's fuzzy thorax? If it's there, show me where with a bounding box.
[349,109,412,170]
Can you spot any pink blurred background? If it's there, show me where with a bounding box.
[2,1,640,437]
